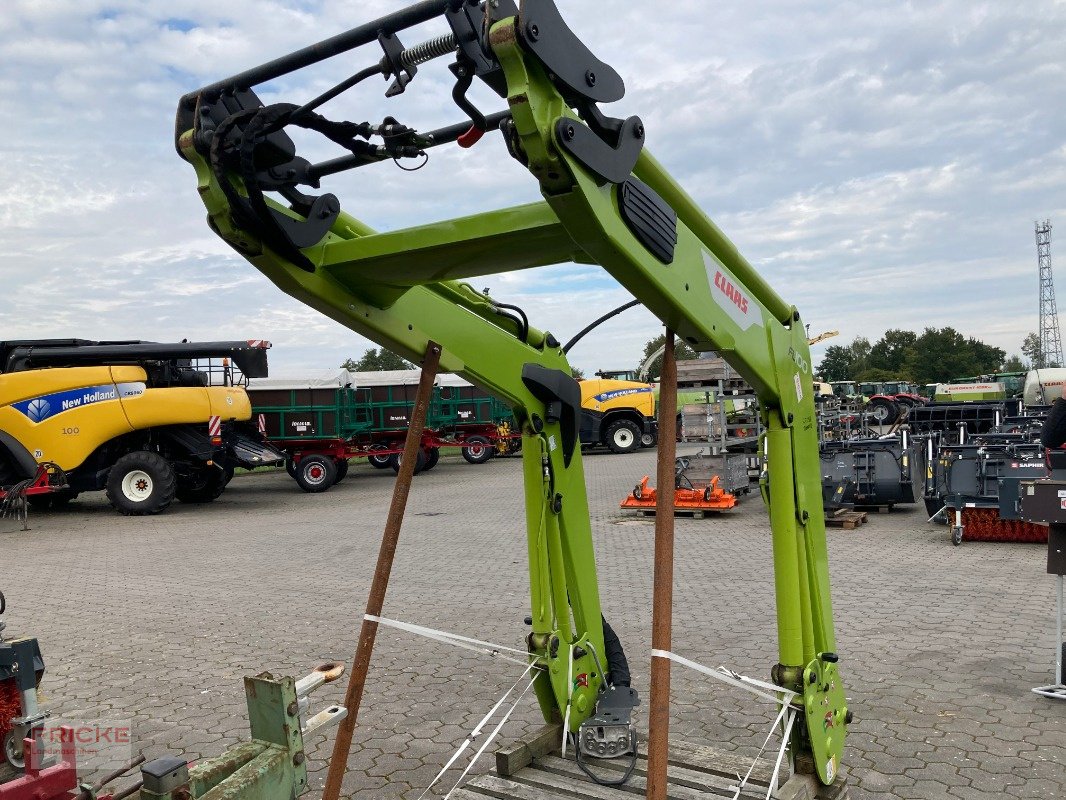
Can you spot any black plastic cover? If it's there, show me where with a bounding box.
[141,756,190,793]
[556,116,644,186]
[618,178,677,264]
[1050,525,1066,575]
[0,639,45,691]
[518,0,625,105]
[521,364,581,467]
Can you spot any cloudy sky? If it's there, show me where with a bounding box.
[2,0,1065,377]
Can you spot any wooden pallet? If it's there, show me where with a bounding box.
[455,724,848,800]
[853,504,894,514]
[631,507,734,519]
[824,510,868,529]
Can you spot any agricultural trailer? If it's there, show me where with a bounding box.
[248,370,517,491]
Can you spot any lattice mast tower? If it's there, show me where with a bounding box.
[1037,219,1062,369]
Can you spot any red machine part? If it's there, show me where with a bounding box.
[0,465,60,502]
[621,475,736,513]
[948,508,1048,544]
[0,727,79,800]
[0,679,19,747]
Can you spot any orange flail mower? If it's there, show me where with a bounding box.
[621,474,737,514]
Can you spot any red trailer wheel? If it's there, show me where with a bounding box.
[367,445,392,469]
[295,455,336,493]
[462,436,493,464]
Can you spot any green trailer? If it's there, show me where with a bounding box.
[247,370,517,491]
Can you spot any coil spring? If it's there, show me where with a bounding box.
[400,34,459,68]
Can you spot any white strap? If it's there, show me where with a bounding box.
[766,709,797,799]
[560,642,575,758]
[417,662,538,800]
[443,673,539,799]
[651,649,797,706]
[366,615,532,667]
[653,649,800,800]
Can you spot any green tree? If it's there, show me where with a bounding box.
[849,337,872,377]
[639,333,697,380]
[820,329,1006,384]
[855,367,897,383]
[901,327,1004,384]
[816,344,854,381]
[571,367,586,380]
[342,348,412,371]
[1001,354,1026,372]
[816,337,871,381]
[1021,333,1041,367]
[967,337,1007,374]
[867,329,917,377]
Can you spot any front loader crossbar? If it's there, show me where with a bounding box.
[177,1,452,112]
[176,0,847,788]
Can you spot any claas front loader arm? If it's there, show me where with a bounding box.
[176,0,847,785]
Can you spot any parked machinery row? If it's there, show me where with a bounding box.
[819,432,919,509]
[820,394,1055,546]
[249,369,665,493]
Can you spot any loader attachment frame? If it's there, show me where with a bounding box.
[176,0,847,785]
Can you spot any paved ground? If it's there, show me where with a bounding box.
[1,446,1063,799]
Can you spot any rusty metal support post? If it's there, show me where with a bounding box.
[646,330,677,800]
[322,341,442,800]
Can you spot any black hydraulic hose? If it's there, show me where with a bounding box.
[601,616,631,687]
[307,110,513,181]
[494,302,529,344]
[290,64,383,122]
[562,300,641,355]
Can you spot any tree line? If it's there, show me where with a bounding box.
[816,327,1030,385]
[340,327,1051,385]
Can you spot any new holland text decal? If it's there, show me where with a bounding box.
[703,252,762,332]
[11,382,146,424]
[593,387,653,403]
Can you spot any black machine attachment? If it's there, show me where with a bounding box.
[572,617,639,786]
[175,0,655,272]
[576,685,640,785]
[0,591,50,771]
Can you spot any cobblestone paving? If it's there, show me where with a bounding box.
[1,446,1062,798]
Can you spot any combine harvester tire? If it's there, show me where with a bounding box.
[106,451,177,515]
